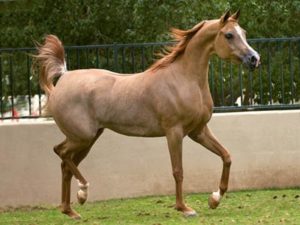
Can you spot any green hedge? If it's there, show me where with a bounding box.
[0,0,299,48]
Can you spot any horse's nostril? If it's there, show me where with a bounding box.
[244,54,258,70]
[250,55,257,64]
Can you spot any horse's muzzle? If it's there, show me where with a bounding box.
[243,51,260,71]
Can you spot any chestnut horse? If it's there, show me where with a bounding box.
[35,11,259,219]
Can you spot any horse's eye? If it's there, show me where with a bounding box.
[225,33,233,40]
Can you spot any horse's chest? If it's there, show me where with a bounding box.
[182,93,213,128]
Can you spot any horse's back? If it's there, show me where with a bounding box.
[49,69,164,139]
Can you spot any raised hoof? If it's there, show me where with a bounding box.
[77,180,89,205]
[77,190,87,205]
[208,191,222,209]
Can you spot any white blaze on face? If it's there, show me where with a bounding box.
[234,25,260,65]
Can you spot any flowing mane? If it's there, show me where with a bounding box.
[148,21,206,71]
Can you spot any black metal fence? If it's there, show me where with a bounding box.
[1,37,300,120]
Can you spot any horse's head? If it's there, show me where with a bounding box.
[213,10,260,70]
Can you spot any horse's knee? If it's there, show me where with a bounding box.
[173,169,183,182]
[223,154,231,167]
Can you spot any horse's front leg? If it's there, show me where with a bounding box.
[188,125,231,209]
[166,127,197,217]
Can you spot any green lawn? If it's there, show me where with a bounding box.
[1,189,300,225]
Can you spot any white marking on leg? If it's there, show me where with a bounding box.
[183,209,197,217]
[212,189,222,202]
[77,179,89,200]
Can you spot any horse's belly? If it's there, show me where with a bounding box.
[106,123,165,137]
[95,96,165,137]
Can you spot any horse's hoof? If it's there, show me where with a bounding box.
[62,209,81,220]
[77,190,87,205]
[183,209,197,217]
[208,190,222,209]
[77,180,89,205]
[176,204,197,217]
[70,213,82,220]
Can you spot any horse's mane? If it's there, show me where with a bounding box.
[148,21,206,72]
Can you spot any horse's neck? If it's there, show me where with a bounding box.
[179,28,216,90]
[174,48,211,90]
[177,22,217,89]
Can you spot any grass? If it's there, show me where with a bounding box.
[1,189,300,225]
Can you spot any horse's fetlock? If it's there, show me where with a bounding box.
[219,186,227,195]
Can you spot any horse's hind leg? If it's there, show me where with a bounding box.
[54,141,88,219]
[59,160,80,219]
[54,129,103,219]
[188,125,231,209]
[59,150,90,217]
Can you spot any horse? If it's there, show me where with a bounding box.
[35,10,260,219]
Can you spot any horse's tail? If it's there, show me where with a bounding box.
[34,35,66,113]
[35,35,66,95]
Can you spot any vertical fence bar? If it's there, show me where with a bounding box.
[267,41,272,105]
[65,49,70,70]
[258,62,263,105]
[121,47,125,73]
[289,40,294,104]
[26,51,32,116]
[0,52,3,118]
[131,47,135,73]
[105,48,109,69]
[219,58,224,105]
[298,40,300,104]
[141,46,145,70]
[151,45,155,66]
[238,64,243,106]
[9,54,15,117]
[280,41,285,104]
[85,48,89,68]
[229,62,233,105]
[76,48,80,69]
[299,40,300,83]
[38,79,42,116]
[257,42,263,105]
[96,48,100,68]
[113,44,118,72]
[249,70,253,105]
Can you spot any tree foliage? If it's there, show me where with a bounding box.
[0,0,299,47]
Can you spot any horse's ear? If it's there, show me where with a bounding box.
[231,9,240,21]
[220,10,231,24]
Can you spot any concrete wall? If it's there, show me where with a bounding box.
[1,110,300,207]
